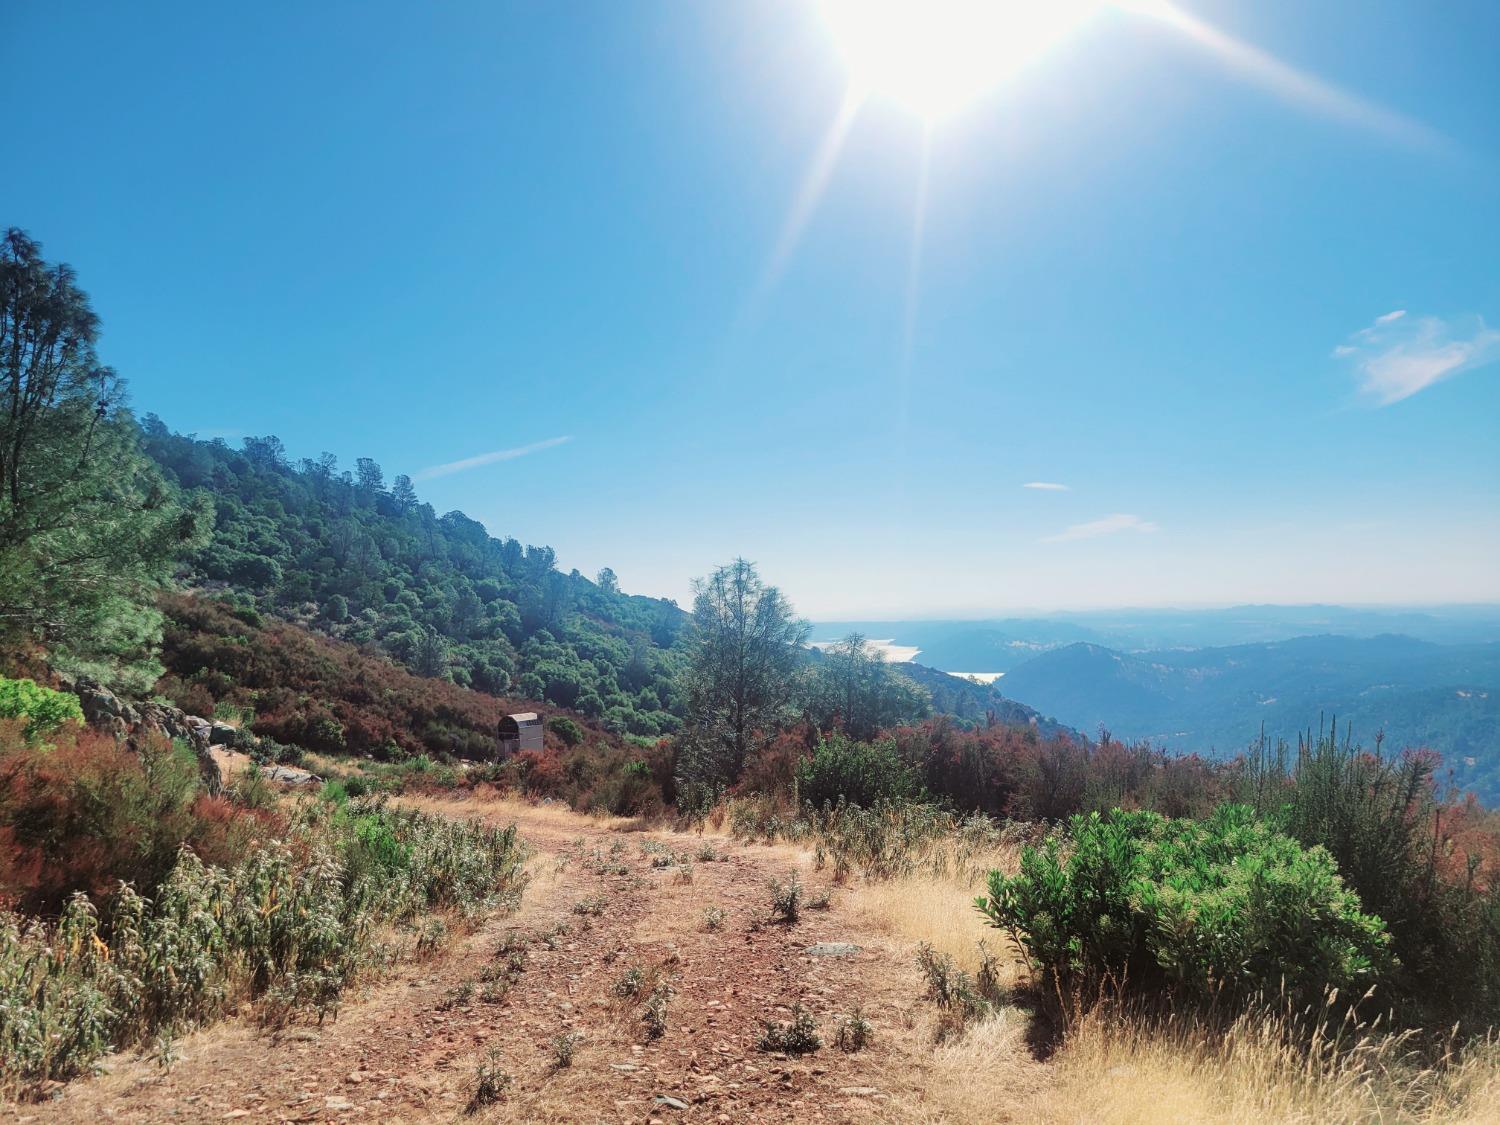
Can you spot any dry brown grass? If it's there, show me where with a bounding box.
[843,841,1022,980]
[1014,1005,1500,1125]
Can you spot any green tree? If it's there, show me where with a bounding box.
[679,558,808,791]
[390,473,417,513]
[808,633,930,740]
[0,230,209,689]
[596,566,619,594]
[795,732,922,808]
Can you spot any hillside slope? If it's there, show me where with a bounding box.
[142,420,689,738]
[897,661,1083,741]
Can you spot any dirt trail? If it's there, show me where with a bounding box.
[19,798,977,1124]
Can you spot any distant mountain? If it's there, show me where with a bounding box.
[812,605,1500,666]
[997,635,1500,800]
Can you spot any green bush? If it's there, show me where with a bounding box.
[977,805,1392,1009]
[548,716,582,747]
[795,733,921,810]
[0,677,83,739]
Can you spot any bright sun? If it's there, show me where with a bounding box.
[818,0,1100,119]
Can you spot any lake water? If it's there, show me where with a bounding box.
[808,638,922,663]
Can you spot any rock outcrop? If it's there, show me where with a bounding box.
[68,676,223,794]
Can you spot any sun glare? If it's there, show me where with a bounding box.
[818,0,1099,119]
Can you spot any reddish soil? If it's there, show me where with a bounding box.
[16,799,951,1124]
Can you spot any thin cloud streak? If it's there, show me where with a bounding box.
[415,435,572,481]
[1023,481,1070,491]
[1334,312,1500,405]
[1044,513,1159,543]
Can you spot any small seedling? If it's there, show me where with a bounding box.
[835,1006,873,1052]
[466,1047,512,1113]
[642,982,672,1039]
[769,874,803,923]
[438,980,476,1011]
[613,965,646,999]
[757,1005,821,1055]
[550,1030,584,1068]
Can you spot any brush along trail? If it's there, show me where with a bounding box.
[22,796,1025,1123]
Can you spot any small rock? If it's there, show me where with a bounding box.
[803,942,860,957]
[654,1096,690,1110]
[838,1086,879,1096]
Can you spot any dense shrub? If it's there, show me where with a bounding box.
[887,719,1224,822]
[1238,730,1500,1026]
[796,733,922,809]
[978,805,1392,1010]
[0,722,279,914]
[0,798,527,1096]
[549,715,583,747]
[0,677,83,740]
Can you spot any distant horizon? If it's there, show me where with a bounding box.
[807,601,1500,623]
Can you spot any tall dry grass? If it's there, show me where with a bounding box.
[1017,1002,1500,1124]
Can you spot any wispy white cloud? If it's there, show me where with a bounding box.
[1334,312,1500,405]
[1044,513,1159,543]
[415,435,571,481]
[1022,481,1070,492]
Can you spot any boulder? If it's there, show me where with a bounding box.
[73,675,139,737]
[71,677,222,795]
[209,721,239,746]
[263,764,321,787]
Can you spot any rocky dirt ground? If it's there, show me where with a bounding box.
[12,796,1021,1124]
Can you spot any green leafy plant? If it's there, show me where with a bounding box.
[550,1030,584,1068]
[466,1047,512,1113]
[0,677,83,739]
[977,805,1393,1011]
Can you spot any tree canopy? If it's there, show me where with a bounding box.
[0,229,208,689]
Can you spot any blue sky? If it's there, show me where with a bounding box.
[4,0,1498,616]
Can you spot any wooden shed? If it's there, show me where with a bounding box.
[498,712,544,756]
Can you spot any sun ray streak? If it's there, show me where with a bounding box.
[898,129,932,444]
[1119,0,1451,153]
[737,88,864,331]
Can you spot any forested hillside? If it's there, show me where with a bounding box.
[140,421,690,738]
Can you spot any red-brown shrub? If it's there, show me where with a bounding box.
[0,719,283,915]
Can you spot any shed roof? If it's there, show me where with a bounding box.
[506,712,539,724]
